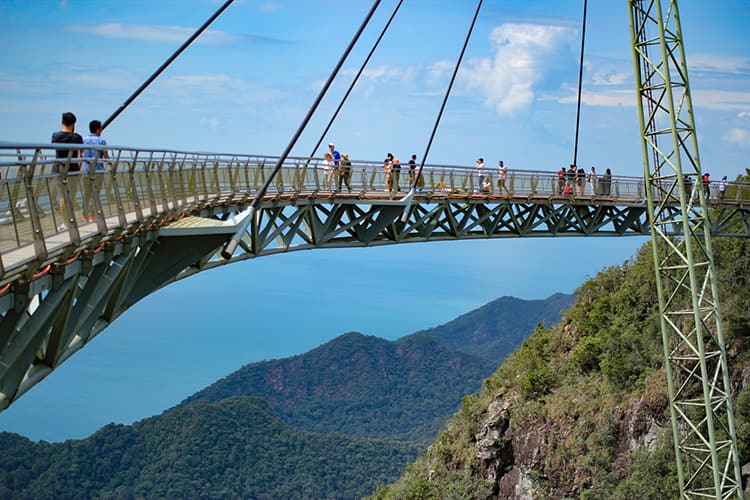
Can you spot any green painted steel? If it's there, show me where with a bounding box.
[628,0,743,497]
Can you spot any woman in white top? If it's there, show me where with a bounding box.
[497,160,510,196]
[322,152,334,190]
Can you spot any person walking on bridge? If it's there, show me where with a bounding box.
[702,172,711,200]
[576,165,586,197]
[567,164,576,191]
[587,166,598,196]
[51,111,83,231]
[602,168,612,196]
[82,120,109,221]
[557,166,566,194]
[497,160,510,197]
[338,153,352,192]
[328,143,341,167]
[392,158,401,192]
[322,152,334,190]
[475,158,485,193]
[383,153,394,191]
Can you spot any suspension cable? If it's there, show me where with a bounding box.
[411,0,483,191]
[102,0,235,130]
[221,0,383,259]
[310,0,405,158]
[572,0,588,167]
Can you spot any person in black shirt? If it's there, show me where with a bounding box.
[51,112,83,230]
[392,158,401,192]
[52,112,83,173]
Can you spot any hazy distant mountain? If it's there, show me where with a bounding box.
[0,396,417,500]
[412,293,575,362]
[184,332,498,444]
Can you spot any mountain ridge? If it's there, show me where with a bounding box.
[0,293,573,499]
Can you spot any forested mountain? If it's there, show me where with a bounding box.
[0,396,417,499]
[411,293,575,362]
[0,294,571,499]
[184,332,498,443]
[374,235,750,498]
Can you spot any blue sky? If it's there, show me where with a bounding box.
[0,0,748,441]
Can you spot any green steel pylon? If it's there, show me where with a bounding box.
[627,1,743,498]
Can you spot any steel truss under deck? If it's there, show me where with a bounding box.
[629,0,743,497]
[2,192,749,412]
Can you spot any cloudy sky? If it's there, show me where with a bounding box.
[0,0,749,441]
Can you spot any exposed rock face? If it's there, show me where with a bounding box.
[461,387,670,499]
[472,394,547,499]
[475,397,513,482]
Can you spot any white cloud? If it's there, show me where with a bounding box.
[358,64,412,84]
[689,55,750,74]
[338,64,417,96]
[558,89,634,107]
[553,85,750,112]
[591,71,628,86]
[50,65,140,90]
[200,117,220,130]
[427,60,454,85]
[691,89,750,111]
[258,2,281,12]
[65,23,239,45]
[156,73,283,104]
[725,128,750,146]
[462,23,577,113]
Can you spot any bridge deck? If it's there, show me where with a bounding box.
[1,144,748,284]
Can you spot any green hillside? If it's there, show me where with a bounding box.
[0,396,417,500]
[184,332,498,444]
[411,293,575,362]
[373,235,750,498]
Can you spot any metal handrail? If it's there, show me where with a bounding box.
[0,144,748,278]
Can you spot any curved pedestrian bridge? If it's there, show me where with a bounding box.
[0,143,748,410]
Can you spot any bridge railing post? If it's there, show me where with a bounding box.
[175,154,187,209]
[276,161,284,194]
[186,155,198,207]
[252,161,264,193]
[8,154,27,225]
[160,153,172,214]
[86,159,106,233]
[240,158,251,200]
[143,153,159,218]
[167,154,180,211]
[225,156,236,201]
[211,158,222,202]
[109,150,128,229]
[313,159,322,193]
[198,157,210,205]
[127,151,144,223]
[20,151,48,261]
[58,159,81,245]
